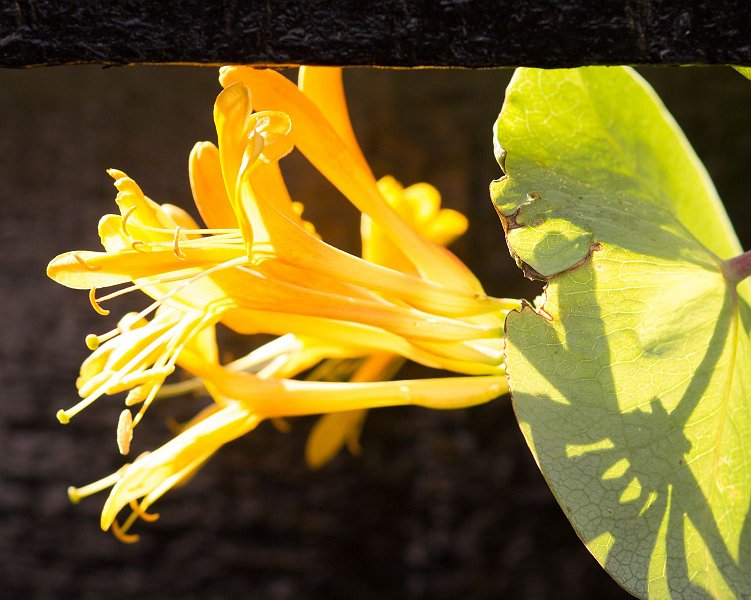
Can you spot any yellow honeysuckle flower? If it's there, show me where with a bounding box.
[48,82,510,376]
[51,65,519,542]
[306,171,475,467]
[71,402,263,543]
[220,66,483,294]
[71,364,506,543]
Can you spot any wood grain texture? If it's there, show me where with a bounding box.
[1,0,750,68]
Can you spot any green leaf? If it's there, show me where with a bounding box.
[492,67,751,599]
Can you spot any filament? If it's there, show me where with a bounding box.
[129,500,160,522]
[172,227,186,259]
[67,467,127,504]
[86,256,244,352]
[120,205,137,237]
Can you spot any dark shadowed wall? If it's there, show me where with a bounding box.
[1,65,749,599]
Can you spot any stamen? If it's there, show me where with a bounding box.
[67,467,127,504]
[129,500,160,522]
[136,223,238,235]
[56,375,124,423]
[111,519,140,544]
[83,308,153,354]
[86,327,120,350]
[117,409,134,455]
[131,381,167,428]
[121,205,137,237]
[130,240,147,253]
[97,282,159,304]
[95,268,208,305]
[89,288,111,316]
[73,252,101,271]
[120,256,245,325]
[172,226,186,259]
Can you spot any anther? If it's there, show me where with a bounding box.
[129,500,160,522]
[89,288,110,316]
[73,252,101,271]
[67,486,81,504]
[117,409,134,455]
[121,205,137,237]
[172,226,186,259]
[125,386,147,406]
[56,409,71,425]
[111,519,140,544]
[85,334,100,351]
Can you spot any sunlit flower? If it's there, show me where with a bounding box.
[306,173,475,467]
[49,65,519,541]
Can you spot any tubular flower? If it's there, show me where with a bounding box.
[306,174,475,467]
[49,66,519,542]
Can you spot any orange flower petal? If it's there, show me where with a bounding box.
[219,67,482,293]
[298,66,370,175]
[189,142,238,229]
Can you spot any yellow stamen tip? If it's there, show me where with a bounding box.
[85,334,100,351]
[68,486,81,504]
[56,410,70,425]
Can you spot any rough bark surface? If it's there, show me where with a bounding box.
[1,0,751,68]
[1,65,750,599]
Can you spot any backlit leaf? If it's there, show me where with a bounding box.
[493,67,751,598]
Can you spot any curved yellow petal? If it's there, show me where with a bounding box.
[108,170,165,231]
[47,247,245,290]
[424,209,468,246]
[213,83,257,246]
[159,204,201,230]
[249,161,301,224]
[219,67,482,293]
[212,267,499,343]
[364,177,469,270]
[298,66,369,175]
[189,142,238,229]
[236,179,505,317]
[402,182,443,224]
[206,368,508,418]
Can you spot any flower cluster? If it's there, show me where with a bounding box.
[47,67,518,542]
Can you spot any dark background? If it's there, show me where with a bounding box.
[1,65,749,599]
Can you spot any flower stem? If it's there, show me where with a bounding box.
[725,250,751,285]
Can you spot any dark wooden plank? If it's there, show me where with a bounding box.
[1,0,750,68]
